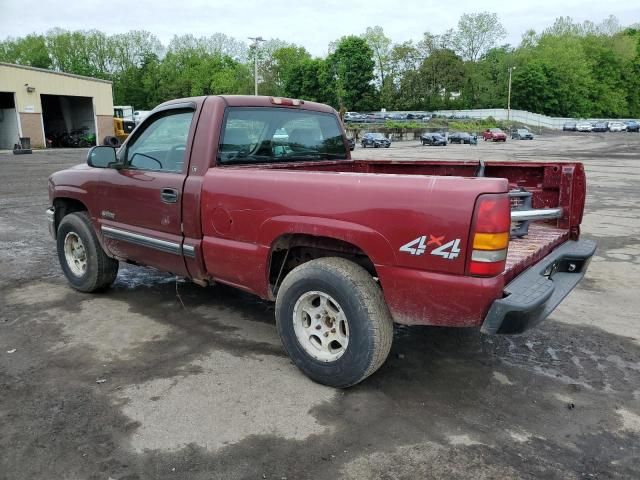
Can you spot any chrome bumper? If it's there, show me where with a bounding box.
[46,207,56,239]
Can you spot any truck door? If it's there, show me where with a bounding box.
[97,106,196,276]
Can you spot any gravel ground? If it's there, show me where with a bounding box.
[1,132,639,480]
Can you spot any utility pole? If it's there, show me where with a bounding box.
[507,66,516,122]
[248,36,265,96]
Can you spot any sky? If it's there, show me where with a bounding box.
[1,0,638,56]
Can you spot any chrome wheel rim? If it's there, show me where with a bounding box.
[293,291,349,362]
[64,232,87,277]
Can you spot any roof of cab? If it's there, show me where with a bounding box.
[156,95,336,114]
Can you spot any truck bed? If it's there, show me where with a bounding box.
[262,158,585,283]
[505,224,569,283]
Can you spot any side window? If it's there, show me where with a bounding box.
[125,110,194,172]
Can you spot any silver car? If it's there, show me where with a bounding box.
[576,121,593,132]
[608,122,627,132]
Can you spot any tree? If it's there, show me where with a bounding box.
[452,12,507,61]
[258,43,310,96]
[361,26,392,88]
[0,34,51,68]
[327,36,377,111]
[420,49,465,108]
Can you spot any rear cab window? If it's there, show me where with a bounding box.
[218,107,347,165]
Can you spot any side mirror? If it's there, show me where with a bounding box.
[87,146,117,168]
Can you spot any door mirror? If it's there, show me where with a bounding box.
[87,146,117,168]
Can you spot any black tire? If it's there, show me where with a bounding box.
[275,257,393,388]
[385,144,390,148]
[56,212,119,292]
[103,136,121,147]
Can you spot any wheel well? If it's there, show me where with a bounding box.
[53,198,87,233]
[268,234,377,298]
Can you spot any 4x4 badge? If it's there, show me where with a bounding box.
[400,235,461,259]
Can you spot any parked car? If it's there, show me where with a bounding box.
[344,112,365,122]
[46,94,595,388]
[448,132,472,144]
[563,122,577,131]
[347,137,356,151]
[361,132,391,148]
[482,128,507,142]
[511,129,534,140]
[591,122,608,132]
[624,120,639,132]
[576,121,593,132]
[420,133,447,146]
[608,121,627,132]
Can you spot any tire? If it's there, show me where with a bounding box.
[103,136,121,147]
[275,257,393,388]
[385,144,390,148]
[56,212,119,292]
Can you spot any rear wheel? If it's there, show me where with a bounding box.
[275,257,393,388]
[56,212,119,292]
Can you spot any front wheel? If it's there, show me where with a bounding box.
[56,212,119,292]
[275,257,393,388]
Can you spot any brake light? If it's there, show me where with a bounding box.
[467,194,510,277]
[270,97,304,106]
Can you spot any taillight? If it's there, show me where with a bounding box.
[467,194,510,277]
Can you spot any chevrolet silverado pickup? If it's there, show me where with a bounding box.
[47,95,595,388]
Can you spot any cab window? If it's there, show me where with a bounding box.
[125,110,194,172]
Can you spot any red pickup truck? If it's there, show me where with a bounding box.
[482,128,508,142]
[47,95,595,388]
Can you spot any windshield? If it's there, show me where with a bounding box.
[370,133,385,139]
[490,128,503,133]
[115,107,133,119]
[218,107,347,165]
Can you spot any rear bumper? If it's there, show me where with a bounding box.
[481,239,596,335]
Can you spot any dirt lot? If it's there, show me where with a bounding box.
[1,133,639,480]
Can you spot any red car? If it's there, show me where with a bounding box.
[46,95,594,388]
[483,128,508,142]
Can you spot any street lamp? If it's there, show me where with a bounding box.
[507,66,516,122]
[248,36,266,96]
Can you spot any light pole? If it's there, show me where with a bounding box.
[248,36,265,96]
[507,66,516,122]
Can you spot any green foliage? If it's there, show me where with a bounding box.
[0,15,639,118]
[0,34,51,68]
[327,36,378,111]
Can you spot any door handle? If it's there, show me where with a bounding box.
[161,188,178,203]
